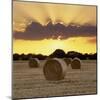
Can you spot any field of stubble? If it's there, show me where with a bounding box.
[12,60,97,99]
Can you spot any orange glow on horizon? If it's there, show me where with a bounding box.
[13,37,96,55]
[13,1,96,55]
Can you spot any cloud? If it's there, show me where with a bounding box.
[14,21,97,40]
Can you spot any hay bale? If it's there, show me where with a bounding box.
[43,58,67,81]
[71,57,81,69]
[40,57,51,68]
[29,58,40,68]
[42,58,52,68]
[63,58,72,66]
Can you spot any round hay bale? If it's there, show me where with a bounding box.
[43,58,67,81]
[40,57,51,68]
[29,58,40,68]
[63,58,72,66]
[71,57,81,69]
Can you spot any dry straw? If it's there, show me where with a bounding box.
[40,57,51,68]
[43,58,67,81]
[71,57,81,69]
[29,58,40,68]
[63,58,72,66]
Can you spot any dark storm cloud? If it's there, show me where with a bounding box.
[14,21,97,40]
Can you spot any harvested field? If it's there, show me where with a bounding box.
[12,60,97,99]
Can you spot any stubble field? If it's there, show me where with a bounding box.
[12,60,97,99]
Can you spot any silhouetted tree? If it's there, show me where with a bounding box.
[49,49,66,58]
[88,53,97,60]
[13,50,97,60]
[35,54,47,60]
[66,51,82,59]
[20,53,28,60]
[13,53,20,60]
[27,53,33,60]
[93,53,97,59]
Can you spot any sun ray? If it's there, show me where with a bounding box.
[13,1,96,31]
[13,1,96,55]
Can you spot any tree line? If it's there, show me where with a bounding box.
[13,49,97,60]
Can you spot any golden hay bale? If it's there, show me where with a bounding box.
[43,58,67,81]
[71,57,81,69]
[41,57,53,67]
[29,58,40,68]
[63,58,72,66]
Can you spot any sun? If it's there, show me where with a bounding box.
[49,36,65,50]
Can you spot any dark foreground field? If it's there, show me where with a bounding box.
[12,60,97,99]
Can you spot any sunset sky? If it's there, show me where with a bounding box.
[13,1,97,55]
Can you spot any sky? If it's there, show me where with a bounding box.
[13,1,97,55]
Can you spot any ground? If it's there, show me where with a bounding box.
[12,60,97,99]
